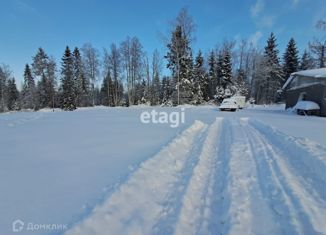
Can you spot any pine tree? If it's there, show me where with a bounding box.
[73,47,89,107]
[193,50,207,103]
[208,50,217,99]
[6,78,19,110]
[60,46,76,110]
[283,38,299,82]
[299,50,315,70]
[21,64,36,110]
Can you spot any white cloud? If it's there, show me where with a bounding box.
[249,31,263,46]
[250,0,265,17]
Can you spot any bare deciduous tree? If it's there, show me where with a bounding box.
[120,36,144,105]
[81,43,100,105]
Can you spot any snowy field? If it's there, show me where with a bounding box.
[1,105,326,235]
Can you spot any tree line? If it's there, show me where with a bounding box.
[0,9,325,112]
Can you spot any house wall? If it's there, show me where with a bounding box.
[285,83,326,116]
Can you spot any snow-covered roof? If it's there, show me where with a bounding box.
[291,68,326,78]
[282,68,326,90]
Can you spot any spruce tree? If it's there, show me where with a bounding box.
[283,38,299,82]
[32,48,48,76]
[60,46,76,110]
[193,50,207,103]
[261,33,283,103]
[100,71,114,106]
[22,64,36,109]
[32,48,56,108]
[37,74,49,108]
[6,78,19,110]
[221,50,233,89]
[73,47,89,107]
[151,70,161,105]
[0,66,8,112]
[208,50,217,99]
[299,50,315,70]
[215,49,234,101]
[161,76,172,106]
[181,49,195,104]
[165,25,194,105]
[46,57,57,109]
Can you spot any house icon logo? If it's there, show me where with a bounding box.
[12,219,24,232]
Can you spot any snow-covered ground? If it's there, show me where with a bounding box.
[1,105,326,235]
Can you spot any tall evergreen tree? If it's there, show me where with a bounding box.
[37,75,48,108]
[215,49,234,101]
[208,50,217,99]
[283,38,299,82]
[0,65,8,112]
[151,69,161,105]
[100,71,114,106]
[299,50,315,70]
[6,78,19,110]
[32,48,48,76]
[193,50,207,103]
[32,48,56,108]
[60,46,76,110]
[73,47,89,107]
[258,33,283,104]
[21,64,36,109]
[165,25,194,105]
[221,50,233,88]
[161,76,172,106]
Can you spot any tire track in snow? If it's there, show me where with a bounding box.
[240,118,302,234]
[207,118,233,235]
[151,120,210,235]
[0,112,46,127]
[245,118,326,234]
[65,120,207,235]
[221,118,278,235]
[249,119,326,200]
[174,118,223,235]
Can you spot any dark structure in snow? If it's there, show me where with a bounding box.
[282,68,326,116]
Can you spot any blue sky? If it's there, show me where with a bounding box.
[0,0,325,84]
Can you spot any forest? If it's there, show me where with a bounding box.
[0,8,325,112]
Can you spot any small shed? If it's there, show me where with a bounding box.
[282,68,326,116]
